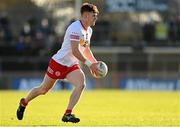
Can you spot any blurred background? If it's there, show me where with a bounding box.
[0,0,179,90]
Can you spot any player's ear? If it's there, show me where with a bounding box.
[83,12,88,18]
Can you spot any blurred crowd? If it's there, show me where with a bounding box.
[142,17,180,46]
[1,14,180,57]
[0,14,61,56]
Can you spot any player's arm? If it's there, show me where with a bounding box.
[71,41,86,63]
[83,45,97,63]
[71,41,98,74]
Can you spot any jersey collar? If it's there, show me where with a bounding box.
[79,20,88,31]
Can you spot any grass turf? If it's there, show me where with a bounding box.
[0,90,180,127]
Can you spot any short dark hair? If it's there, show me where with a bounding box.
[80,3,99,15]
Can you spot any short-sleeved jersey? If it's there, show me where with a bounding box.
[52,20,93,67]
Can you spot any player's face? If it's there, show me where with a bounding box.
[87,12,98,26]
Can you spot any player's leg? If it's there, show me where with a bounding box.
[16,74,57,120]
[25,74,57,102]
[66,69,85,110]
[62,69,85,123]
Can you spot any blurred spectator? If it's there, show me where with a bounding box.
[40,18,52,35]
[21,22,32,37]
[91,20,111,46]
[50,35,63,55]
[32,29,45,55]
[15,36,27,55]
[0,12,13,45]
[155,21,168,43]
[168,18,177,43]
[27,17,37,37]
[176,18,180,44]
[142,19,155,45]
[38,18,56,56]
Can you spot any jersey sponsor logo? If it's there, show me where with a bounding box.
[70,34,80,40]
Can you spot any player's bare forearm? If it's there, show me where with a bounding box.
[71,41,86,63]
[83,46,97,63]
[73,48,86,63]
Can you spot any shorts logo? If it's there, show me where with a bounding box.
[47,67,54,74]
[55,71,61,76]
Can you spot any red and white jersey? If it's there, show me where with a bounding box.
[52,20,92,67]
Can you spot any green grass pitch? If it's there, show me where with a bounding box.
[0,90,180,127]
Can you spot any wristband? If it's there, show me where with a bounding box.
[84,60,92,67]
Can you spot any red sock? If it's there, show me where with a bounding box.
[20,98,28,107]
[64,109,72,115]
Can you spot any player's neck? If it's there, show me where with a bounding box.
[79,19,89,30]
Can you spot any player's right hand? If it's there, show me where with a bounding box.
[89,63,99,76]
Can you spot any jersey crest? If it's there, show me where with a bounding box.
[79,33,89,47]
